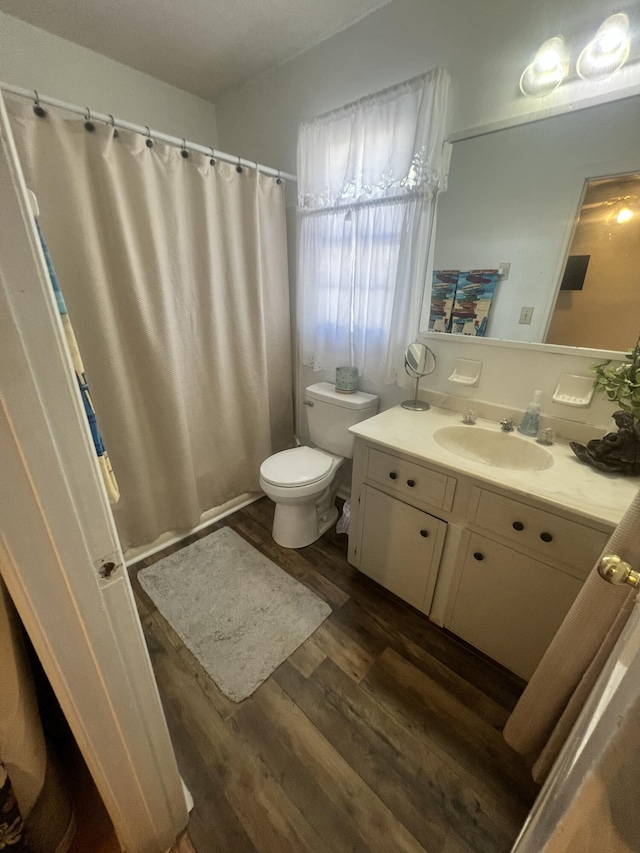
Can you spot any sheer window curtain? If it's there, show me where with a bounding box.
[298,69,450,385]
[7,98,293,550]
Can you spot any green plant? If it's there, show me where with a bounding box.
[592,338,640,420]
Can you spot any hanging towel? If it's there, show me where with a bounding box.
[35,220,120,504]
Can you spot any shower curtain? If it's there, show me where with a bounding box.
[7,98,293,549]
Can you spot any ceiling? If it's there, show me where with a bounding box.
[0,0,393,101]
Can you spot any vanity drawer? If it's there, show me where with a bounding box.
[367,447,456,512]
[470,488,608,576]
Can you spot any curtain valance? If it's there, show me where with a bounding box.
[298,68,450,213]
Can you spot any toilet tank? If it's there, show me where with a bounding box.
[305,382,378,458]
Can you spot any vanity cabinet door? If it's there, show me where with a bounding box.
[448,533,583,680]
[358,485,447,612]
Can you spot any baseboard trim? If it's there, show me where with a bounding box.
[125,494,263,568]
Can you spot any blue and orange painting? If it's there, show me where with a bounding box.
[450,269,499,337]
[428,270,460,333]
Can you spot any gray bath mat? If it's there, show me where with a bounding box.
[138,526,331,701]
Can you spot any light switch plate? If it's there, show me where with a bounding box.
[519,306,534,324]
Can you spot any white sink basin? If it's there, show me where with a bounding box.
[433,426,554,471]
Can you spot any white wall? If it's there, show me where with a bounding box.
[214,0,638,434]
[214,0,640,173]
[0,11,217,143]
[416,334,619,436]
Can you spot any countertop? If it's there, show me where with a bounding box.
[350,406,638,529]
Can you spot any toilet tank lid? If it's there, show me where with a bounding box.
[306,382,378,410]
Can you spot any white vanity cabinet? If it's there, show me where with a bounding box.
[445,486,609,678]
[349,442,458,616]
[447,533,583,679]
[358,485,447,611]
[349,434,612,681]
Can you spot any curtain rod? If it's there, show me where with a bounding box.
[0,81,297,182]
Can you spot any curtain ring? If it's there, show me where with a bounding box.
[108,114,119,139]
[236,156,243,174]
[209,147,216,167]
[33,90,46,118]
[180,137,189,159]
[84,107,95,132]
[145,126,154,148]
[276,169,282,185]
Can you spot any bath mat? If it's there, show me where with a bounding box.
[138,526,331,701]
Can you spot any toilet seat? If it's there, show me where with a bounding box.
[260,446,336,488]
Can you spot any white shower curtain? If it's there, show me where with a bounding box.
[7,98,293,549]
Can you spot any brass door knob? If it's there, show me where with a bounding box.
[597,555,640,588]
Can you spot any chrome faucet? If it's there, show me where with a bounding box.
[500,418,516,432]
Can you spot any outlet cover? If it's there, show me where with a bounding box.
[498,262,511,280]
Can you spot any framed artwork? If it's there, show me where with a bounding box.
[428,270,460,333]
[450,269,499,337]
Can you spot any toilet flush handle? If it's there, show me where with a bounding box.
[303,400,314,407]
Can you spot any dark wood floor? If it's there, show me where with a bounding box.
[130,497,538,853]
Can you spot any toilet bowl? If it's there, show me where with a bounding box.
[260,446,343,548]
[259,382,379,549]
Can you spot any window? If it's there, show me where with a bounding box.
[297,69,450,384]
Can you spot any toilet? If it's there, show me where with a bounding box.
[260,382,378,548]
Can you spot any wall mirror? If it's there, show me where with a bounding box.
[424,93,640,355]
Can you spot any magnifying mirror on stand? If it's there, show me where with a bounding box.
[401,342,436,411]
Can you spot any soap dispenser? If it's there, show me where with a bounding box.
[518,390,542,437]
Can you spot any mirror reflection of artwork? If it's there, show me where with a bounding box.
[450,270,499,336]
[428,270,459,332]
[546,174,640,351]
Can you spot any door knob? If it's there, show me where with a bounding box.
[597,554,640,588]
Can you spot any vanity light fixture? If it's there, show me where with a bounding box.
[577,13,631,80]
[520,36,568,97]
[617,206,634,224]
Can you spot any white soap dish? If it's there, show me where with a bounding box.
[448,358,482,387]
[552,373,594,407]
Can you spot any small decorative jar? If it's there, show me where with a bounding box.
[335,366,358,393]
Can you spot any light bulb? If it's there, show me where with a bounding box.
[577,13,630,81]
[617,207,634,224]
[520,37,567,97]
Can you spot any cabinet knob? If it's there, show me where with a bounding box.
[420,529,429,538]
[389,472,397,480]
[407,479,415,487]
[473,552,484,561]
[512,521,524,531]
[540,531,553,542]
